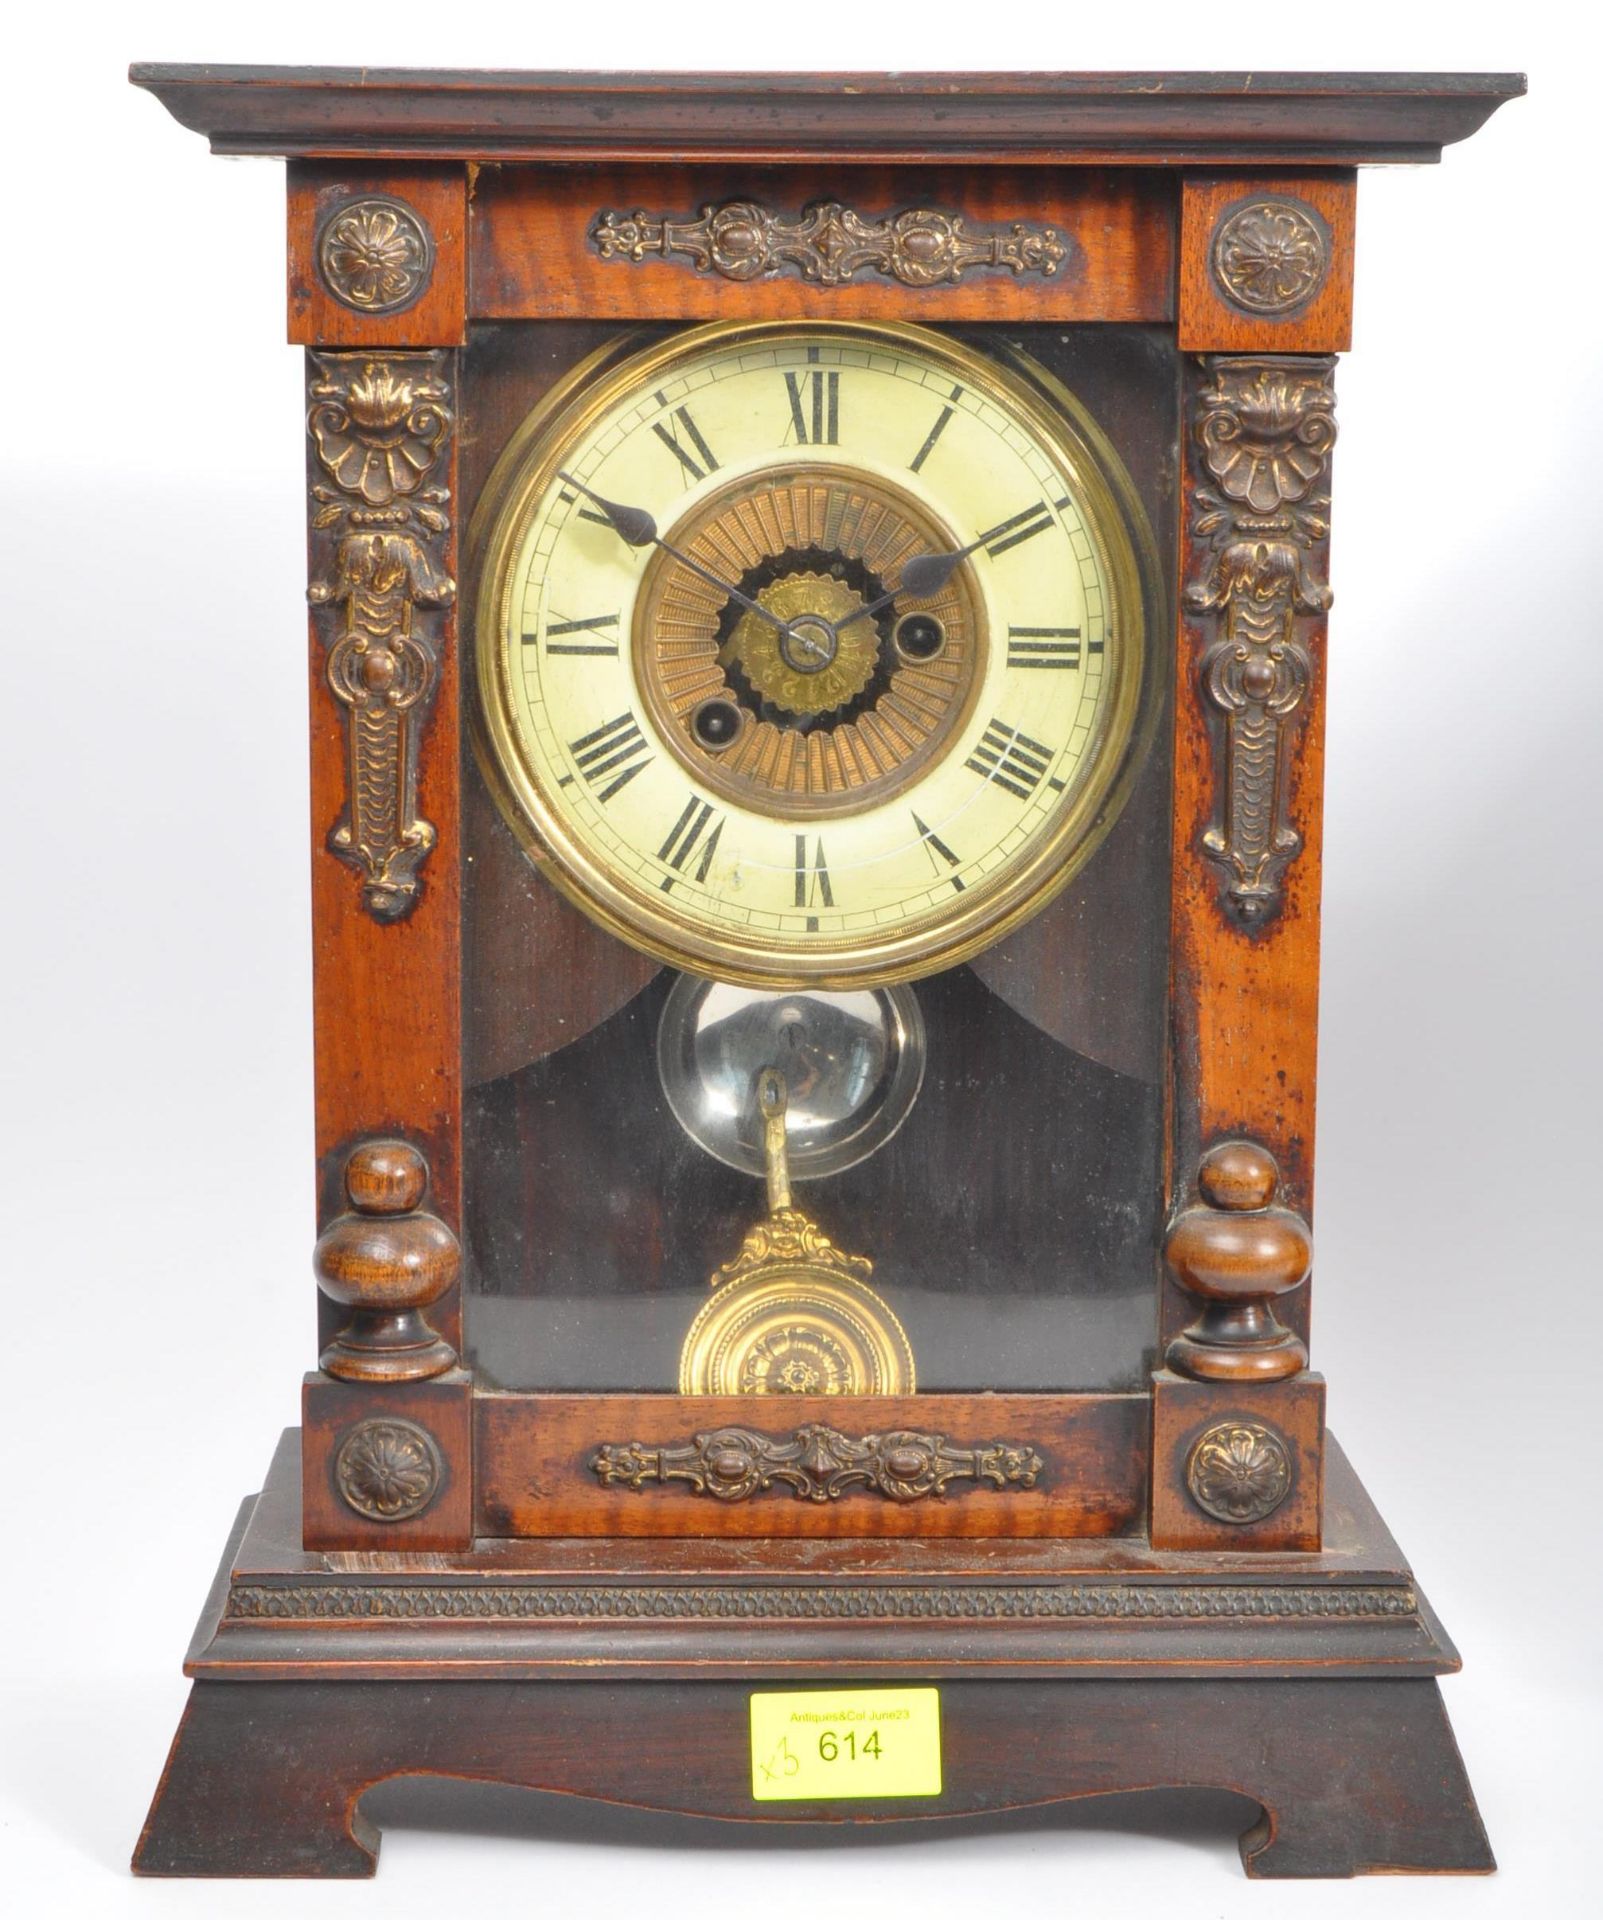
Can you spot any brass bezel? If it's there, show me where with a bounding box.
[472,319,1160,990]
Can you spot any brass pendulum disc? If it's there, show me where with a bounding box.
[678,1069,915,1396]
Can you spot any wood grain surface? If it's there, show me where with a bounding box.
[130,66,1525,167]
[1149,1370,1326,1551]
[133,1672,1494,1877]
[469,166,1175,322]
[1164,355,1334,1353]
[307,352,464,1353]
[1179,172,1355,353]
[475,1392,1148,1538]
[288,163,468,347]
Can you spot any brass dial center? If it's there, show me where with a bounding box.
[779,618,837,675]
[635,465,986,818]
[726,572,878,715]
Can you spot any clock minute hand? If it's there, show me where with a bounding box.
[556,470,804,645]
[832,535,989,635]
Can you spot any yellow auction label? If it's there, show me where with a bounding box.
[749,1687,942,1801]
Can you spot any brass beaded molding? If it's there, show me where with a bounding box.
[224,1580,1418,1623]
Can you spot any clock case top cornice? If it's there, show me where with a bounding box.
[129,66,1524,167]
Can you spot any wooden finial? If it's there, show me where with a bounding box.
[1164,1140,1310,1382]
[314,1140,460,1383]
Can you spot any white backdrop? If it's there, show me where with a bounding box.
[3,3,1596,1914]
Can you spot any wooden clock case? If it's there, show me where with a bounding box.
[128,66,1523,1881]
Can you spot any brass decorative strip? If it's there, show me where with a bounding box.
[307,351,456,920]
[591,1423,1043,1503]
[590,200,1069,287]
[1186,355,1336,921]
[224,1581,1419,1623]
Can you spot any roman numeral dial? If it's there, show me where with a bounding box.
[657,796,725,888]
[480,321,1145,986]
[794,835,835,915]
[966,720,1054,800]
[784,367,840,445]
[1008,625,1081,669]
[652,397,719,480]
[538,612,620,656]
[568,713,651,802]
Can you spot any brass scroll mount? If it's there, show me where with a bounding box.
[593,1424,1042,1504]
[306,351,456,921]
[1187,355,1335,923]
[590,199,1069,288]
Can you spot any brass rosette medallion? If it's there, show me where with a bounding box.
[1185,1420,1293,1525]
[635,466,983,817]
[333,1416,443,1522]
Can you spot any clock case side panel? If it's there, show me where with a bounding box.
[1153,173,1351,1552]
[288,165,477,1553]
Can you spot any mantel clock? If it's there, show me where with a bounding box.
[129,64,1524,1881]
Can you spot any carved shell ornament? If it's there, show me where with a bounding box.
[1196,360,1337,518]
[317,195,434,314]
[334,1417,442,1521]
[1210,198,1329,316]
[1185,1420,1292,1524]
[591,198,1068,287]
[308,360,452,512]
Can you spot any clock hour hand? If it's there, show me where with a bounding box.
[556,470,826,654]
[556,469,659,549]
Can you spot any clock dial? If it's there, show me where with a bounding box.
[475,321,1151,986]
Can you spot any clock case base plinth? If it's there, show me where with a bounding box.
[134,1428,1491,1881]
